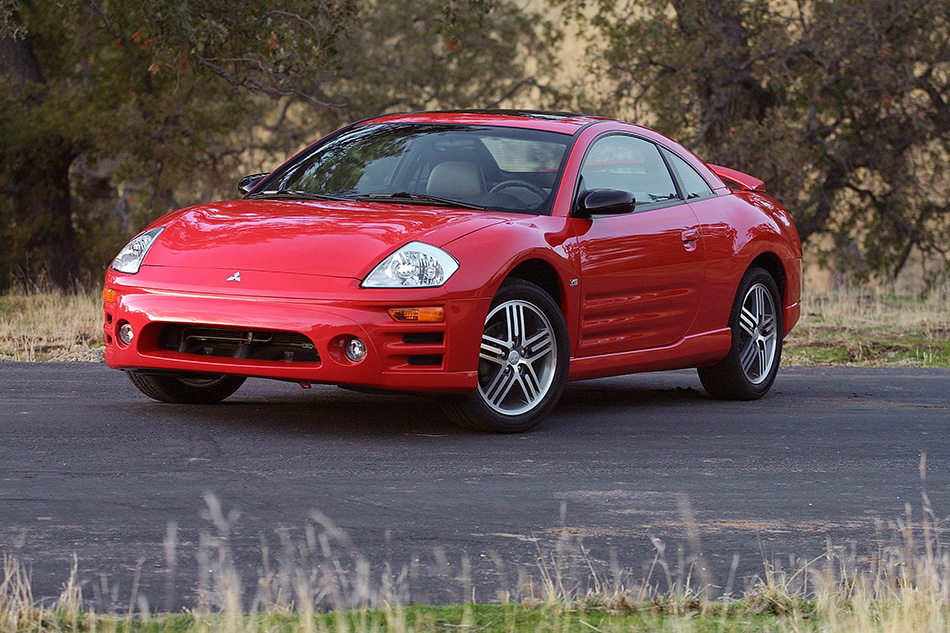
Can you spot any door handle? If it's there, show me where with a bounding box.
[681,228,700,243]
[681,228,700,252]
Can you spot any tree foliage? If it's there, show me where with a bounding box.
[560,0,950,282]
[323,0,557,125]
[6,0,947,290]
[0,0,550,290]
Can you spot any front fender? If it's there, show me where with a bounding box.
[439,214,580,355]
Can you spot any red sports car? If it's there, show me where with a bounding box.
[103,111,802,432]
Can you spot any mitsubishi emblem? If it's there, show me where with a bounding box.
[226,272,241,282]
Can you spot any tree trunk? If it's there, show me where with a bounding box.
[0,37,45,83]
[670,0,776,154]
[1,23,80,290]
[11,145,81,289]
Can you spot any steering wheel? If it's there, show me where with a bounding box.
[488,180,548,200]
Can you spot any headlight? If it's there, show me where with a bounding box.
[362,242,459,288]
[110,227,164,274]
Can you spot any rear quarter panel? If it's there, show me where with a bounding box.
[689,190,802,337]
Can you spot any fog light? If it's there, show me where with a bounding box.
[344,337,367,362]
[118,322,134,346]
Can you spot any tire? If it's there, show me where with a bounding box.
[127,372,246,404]
[444,278,569,433]
[698,267,783,400]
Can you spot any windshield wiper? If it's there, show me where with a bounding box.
[247,190,353,201]
[357,191,485,210]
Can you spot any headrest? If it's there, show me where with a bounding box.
[426,161,485,199]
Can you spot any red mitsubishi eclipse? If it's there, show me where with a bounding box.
[103,110,802,432]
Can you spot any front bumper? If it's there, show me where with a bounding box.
[103,278,488,393]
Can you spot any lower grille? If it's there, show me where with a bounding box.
[158,324,319,363]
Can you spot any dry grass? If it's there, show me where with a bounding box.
[784,282,950,367]
[0,284,103,362]
[1,279,949,366]
[2,514,950,633]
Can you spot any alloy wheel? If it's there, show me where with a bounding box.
[477,299,558,416]
[737,282,778,385]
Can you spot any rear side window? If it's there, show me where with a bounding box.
[662,148,714,200]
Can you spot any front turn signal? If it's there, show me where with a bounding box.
[102,287,116,304]
[388,307,444,323]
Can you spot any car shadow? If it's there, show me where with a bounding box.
[558,377,709,413]
[112,370,718,438]
[123,388,460,438]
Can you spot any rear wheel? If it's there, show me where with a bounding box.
[698,267,783,400]
[127,372,246,404]
[444,278,569,433]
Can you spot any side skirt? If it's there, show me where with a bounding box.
[566,328,732,382]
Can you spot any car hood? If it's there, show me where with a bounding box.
[142,199,510,278]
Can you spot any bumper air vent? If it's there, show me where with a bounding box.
[407,355,443,366]
[158,324,319,363]
[402,333,444,345]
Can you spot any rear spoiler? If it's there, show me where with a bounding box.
[708,164,766,193]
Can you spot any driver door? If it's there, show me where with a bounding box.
[572,134,706,357]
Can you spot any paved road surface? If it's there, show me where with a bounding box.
[1,363,948,611]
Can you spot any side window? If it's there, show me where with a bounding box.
[662,148,715,200]
[579,135,678,206]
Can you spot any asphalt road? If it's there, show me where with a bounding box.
[1,362,949,611]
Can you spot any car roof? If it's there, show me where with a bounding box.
[358,110,611,135]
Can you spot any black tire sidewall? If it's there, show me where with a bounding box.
[127,372,246,404]
[700,267,783,400]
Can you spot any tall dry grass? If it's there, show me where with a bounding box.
[0,282,102,362]
[801,283,950,335]
[3,464,950,632]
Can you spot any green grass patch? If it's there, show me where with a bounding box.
[9,599,950,633]
[0,601,902,633]
[783,286,950,367]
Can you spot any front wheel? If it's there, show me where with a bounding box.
[698,267,783,400]
[444,278,569,433]
[127,372,247,404]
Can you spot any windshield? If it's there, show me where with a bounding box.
[257,123,572,215]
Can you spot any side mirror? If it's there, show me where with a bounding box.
[238,173,269,195]
[576,189,637,217]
